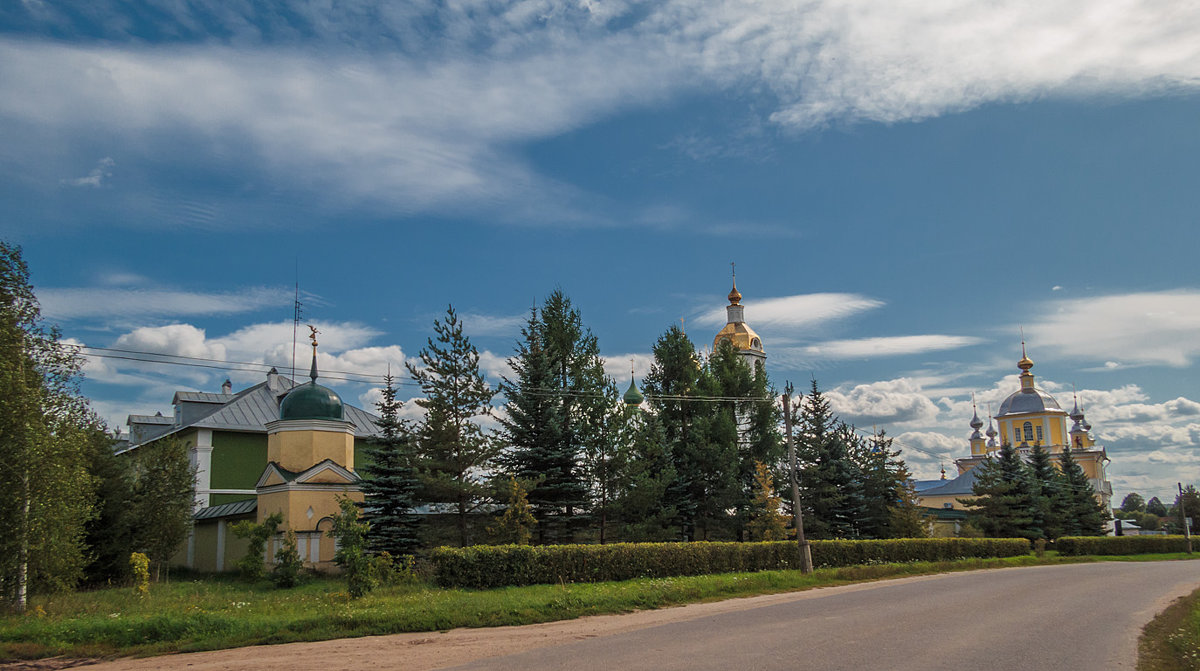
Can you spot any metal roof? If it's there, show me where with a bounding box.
[996,388,1065,417]
[129,414,173,424]
[172,391,234,404]
[194,498,257,520]
[125,370,380,449]
[916,468,979,497]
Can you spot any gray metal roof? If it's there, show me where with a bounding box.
[996,388,1065,417]
[194,498,257,520]
[172,391,234,404]
[125,371,380,449]
[916,468,979,497]
[129,414,173,424]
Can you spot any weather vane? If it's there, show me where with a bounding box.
[307,324,320,349]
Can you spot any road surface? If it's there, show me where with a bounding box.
[62,561,1199,671]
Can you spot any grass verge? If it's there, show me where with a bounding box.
[1,552,1194,662]
[1140,584,1200,671]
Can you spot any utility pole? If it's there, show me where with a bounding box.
[784,383,812,574]
[1179,482,1193,555]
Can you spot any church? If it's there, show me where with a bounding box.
[916,348,1113,521]
[123,331,379,572]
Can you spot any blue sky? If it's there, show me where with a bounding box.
[3,1,1200,505]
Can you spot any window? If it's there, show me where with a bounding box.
[943,503,953,509]
[1036,426,1043,442]
[751,338,761,349]
[1023,422,1034,442]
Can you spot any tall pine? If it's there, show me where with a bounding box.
[359,374,421,556]
[795,380,863,539]
[408,305,496,547]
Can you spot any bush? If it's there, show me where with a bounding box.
[129,552,150,597]
[1056,535,1192,556]
[271,529,303,588]
[431,538,1031,589]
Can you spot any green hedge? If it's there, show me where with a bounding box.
[431,538,1031,589]
[1056,535,1193,556]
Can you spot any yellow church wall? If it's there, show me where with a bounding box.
[919,494,971,511]
[191,523,220,573]
[266,425,355,473]
[258,487,363,532]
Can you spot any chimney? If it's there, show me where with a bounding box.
[221,378,232,395]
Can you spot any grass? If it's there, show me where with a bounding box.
[1,552,1196,662]
[1140,584,1200,671]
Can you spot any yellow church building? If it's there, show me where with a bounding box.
[917,349,1113,517]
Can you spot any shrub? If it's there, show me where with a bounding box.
[1056,535,1192,556]
[431,538,1031,589]
[271,529,303,588]
[231,513,282,582]
[129,553,150,597]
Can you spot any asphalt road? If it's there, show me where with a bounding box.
[448,561,1200,671]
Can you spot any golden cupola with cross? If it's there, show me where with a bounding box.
[712,267,766,373]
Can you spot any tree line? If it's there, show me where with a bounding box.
[359,293,929,557]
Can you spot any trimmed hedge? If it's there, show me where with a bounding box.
[1056,535,1193,556]
[431,538,1031,589]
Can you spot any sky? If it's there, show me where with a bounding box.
[3,0,1200,506]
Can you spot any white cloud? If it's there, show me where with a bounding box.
[39,285,291,320]
[695,293,883,330]
[458,312,527,337]
[826,377,943,427]
[794,335,983,361]
[1025,290,1200,367]
[60,156,114,187]
[11,2,1199,227]
[603,352,656,385]
[477,349,515,384]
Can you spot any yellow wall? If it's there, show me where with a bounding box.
[258,487,362,531]
[267,424,355,472]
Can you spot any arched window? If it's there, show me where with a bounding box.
[1036,426,1043,443]
[751,338,761,349]
[1023,422,1034,442]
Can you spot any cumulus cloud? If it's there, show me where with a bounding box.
[457,312,527,337]
[603,352,656,385]
[39,285,291,320]
[825,378,942,427]
[1025,291,1200,367]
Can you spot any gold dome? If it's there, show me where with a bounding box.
[714,321,763,353]
[728,282,742,305]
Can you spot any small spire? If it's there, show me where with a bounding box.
[940,463,947,480]
[307,324,320,382]
[728,262,742,305]
[970,393,983,429]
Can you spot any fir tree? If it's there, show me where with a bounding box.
[497,310,569,543]
[642,326,738,540]
[359,374,421,556]
[1026,443,1057,539]
[1058,447,1107,536]
[853,428,924,539]
[707,339,782,540]
[963,443,1039,539]
[408,305,497,547]
[795,380,863,539]
[611,408,680,542]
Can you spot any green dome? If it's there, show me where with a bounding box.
[623,379,644,407]
[279,381,344,421]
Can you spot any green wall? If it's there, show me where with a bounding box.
[210,431,267,492]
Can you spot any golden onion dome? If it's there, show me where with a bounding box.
[728,282,742,305]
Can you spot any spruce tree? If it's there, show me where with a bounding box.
[853,428,922,539]
[1026,443,1057,539]
[408,305,497,547]
[1058,446,1107,536]
[795,380,863,539]
[707,339,782,540]
[497,311,568,543]
[359,374,421,556]
[643,326,739,540]
[611,407,680,542]
[963,443,1039,539]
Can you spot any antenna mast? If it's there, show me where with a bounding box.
[291,269,302,389]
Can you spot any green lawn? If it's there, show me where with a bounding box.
[1,553,1195,662]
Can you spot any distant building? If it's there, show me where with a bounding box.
[712,273,766,374]
[916,349,1113,514]
[123,339,379,572]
